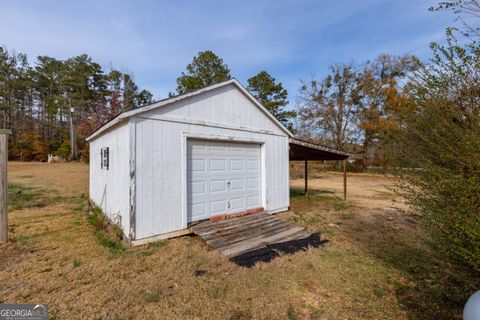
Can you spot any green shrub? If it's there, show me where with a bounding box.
[56,141,71,159]
[387,34,480,272]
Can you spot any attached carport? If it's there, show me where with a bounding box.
[289,138,350,199]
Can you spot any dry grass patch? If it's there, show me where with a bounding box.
[0,162,477,319]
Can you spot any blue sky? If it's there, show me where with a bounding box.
[0,1,454,102]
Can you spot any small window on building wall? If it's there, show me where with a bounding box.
[100,147,109,170]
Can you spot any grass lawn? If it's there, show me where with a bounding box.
[0,162,477,319]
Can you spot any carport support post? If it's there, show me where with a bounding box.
[343,159,347,201]
[304,160,308,196]
[0,129,10,242]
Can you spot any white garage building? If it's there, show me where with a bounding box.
[87,79,294,245]
[87,79,350,245]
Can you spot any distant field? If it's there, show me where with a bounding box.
[0,162,474,319]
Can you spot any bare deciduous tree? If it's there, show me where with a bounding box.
[297,64,361,151]
[432,1,480,38]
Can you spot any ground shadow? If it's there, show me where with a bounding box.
[290,188,335,198]
[229,233,328,268]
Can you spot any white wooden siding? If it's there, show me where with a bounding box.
[134,111,289,240]
[89,82,290,241]
[138,84,286,136]
[89,123,130,236]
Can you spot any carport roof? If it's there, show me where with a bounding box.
[289,138,350,161]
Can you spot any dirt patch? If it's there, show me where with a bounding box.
[290,171,408,211]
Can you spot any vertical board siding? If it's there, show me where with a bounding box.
[141,119,154,238]
[139,84,285,136]
[135,120,143,238]
[134,119,289,240]
[89,123,130,235]
[153,120,163,236]
[119,84,291,240]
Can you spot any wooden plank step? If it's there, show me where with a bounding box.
[200,216,283,241]
[212,221,297,248]
[219,226,307,256]
[193,212,268,230]
[196,215,277,239]
[191,213,269,234]
[206,218,287,243]
[207,220,290,248]
[214,223,297,251]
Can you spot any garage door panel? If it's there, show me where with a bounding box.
[210,179,227,193]
[245,144,259,152]
[210,199,227,214]
[190,143,206,151]
[230,178,244,191]
[187,139,262,222]
[230,197,244,211]
[247,195,261,208]
[190,181,207,195]
[190,202,207,219]
[188,159,206,173]
[246,159,260,170]
[209,159,227,172]
[210,142,226,151]
[229,159,244,171]
[228,143,244,152]
[246,177,260,189]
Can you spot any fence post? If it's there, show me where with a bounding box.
[304,160,308,196]
[343,159,347,201]
[0,129,11,242]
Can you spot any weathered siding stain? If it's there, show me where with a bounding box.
[89,123,130,236]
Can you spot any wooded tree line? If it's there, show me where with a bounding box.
[0,48,296,160]
[0,45,421,167]
[0,51,153,161]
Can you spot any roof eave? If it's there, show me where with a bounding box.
[289,138,351,158]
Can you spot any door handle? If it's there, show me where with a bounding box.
[227,202,230,209]
[227,182,231,188]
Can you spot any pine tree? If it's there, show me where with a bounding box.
[175,51,231,94]
[247,71,295,132]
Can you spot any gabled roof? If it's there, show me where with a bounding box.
[86,78,293,142]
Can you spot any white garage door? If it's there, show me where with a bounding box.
[187,139,262,222]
